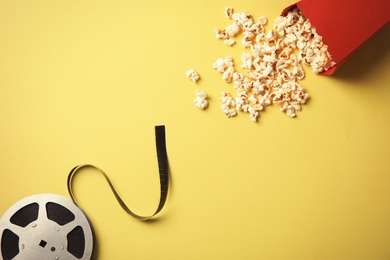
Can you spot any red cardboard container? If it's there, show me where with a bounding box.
[283,0,390,75]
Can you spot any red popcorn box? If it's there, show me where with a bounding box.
[283,0,390,75]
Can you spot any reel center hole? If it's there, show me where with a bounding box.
[39,240,47,248]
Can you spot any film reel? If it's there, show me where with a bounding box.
[0,194,94,260]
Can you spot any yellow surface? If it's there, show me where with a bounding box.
[1,0,390,259]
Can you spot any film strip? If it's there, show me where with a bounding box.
[67,125,169,220]
[0,125,169,259]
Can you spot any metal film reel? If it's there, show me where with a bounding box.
[0,194,94,260]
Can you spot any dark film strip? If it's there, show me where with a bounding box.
[67,125,169,221]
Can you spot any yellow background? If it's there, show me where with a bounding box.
[1,0,390,259]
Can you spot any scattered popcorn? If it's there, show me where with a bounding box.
[187,7,334,123]
[269,82,308,118]
[220,92,237,118]
[186,69,200,82]
[224,38,235,46]
[225,22,240,37]
[225,7,233,19]
[210,7,334,121]
[212,56,234,83]
[213,29,228,39]
[194,90,209,110]
[258,16,268,25]
[273,8,336,74]
[214,11,242,46]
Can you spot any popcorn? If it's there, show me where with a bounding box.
[232,12,252,27]
[209,7,335,120]
[213,56,234,82]
[220,92,237,118]
[225,22,240,37]
[222,66,234,83]
[214,19,240,46]
[269,81,308,118]
[225,7,233,19]
[194,90,209,110]
[188,7,334,122]
[248,106,259,122]
[186,69,200,82]
[258,16,268,25]
[213,29,228,39]
[224,38,235,46]
[212,56,233,72]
